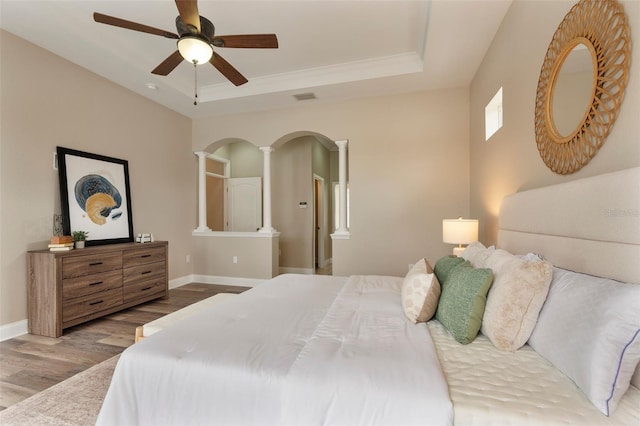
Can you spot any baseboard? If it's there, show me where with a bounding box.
[0,319,28,342]
[279,267,315,275]
[179,274,265,288]
[169,275,195,289]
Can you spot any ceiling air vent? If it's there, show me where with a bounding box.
[293,92,317,101]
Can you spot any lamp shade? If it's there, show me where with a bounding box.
[177,36,213,64]
[442,218,478,245]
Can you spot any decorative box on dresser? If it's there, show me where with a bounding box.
[27,241,168,337]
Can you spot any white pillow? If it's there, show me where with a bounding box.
[528,267,640,416]
[481,248,553,352]
[401,259,441,323]
[462,241,493,268]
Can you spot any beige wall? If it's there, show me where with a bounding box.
[273,138,314,270]
[193,87,471,277]
[469,0,640,246]
[228,142,263,178]
[192,234,278,279]
[0,31,194,326]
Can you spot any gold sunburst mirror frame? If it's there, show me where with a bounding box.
[535,0,631,175]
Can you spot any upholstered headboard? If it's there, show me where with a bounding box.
[497,167,640,284]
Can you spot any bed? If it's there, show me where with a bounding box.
[97,167,640,425]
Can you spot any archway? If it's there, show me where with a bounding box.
[193,131,347,277]
[271,132,338,275]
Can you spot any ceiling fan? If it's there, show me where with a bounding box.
[93,0,278,87]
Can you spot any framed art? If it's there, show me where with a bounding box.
[57,147,134,246]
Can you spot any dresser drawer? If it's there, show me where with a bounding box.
[62,270,123,301]
[62,288,123,323]
[123,261,166,285]
[123,277,167,303]
[123,246,166,268]
[62,252,122,279]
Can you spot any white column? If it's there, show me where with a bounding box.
[259,146,276,233]
[195,151,211,232]
[334,139,350,236]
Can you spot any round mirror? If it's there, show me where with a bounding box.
[534,0,630,175]
[550,41,596,139]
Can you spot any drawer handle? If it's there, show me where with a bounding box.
[89,262,103,266]
[141,286,153,291]
[89,300,104,306]
[141,270,152,275]
[89,281,104,286]
[141,254,152,258]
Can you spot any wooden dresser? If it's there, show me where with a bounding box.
[27,241,168,337]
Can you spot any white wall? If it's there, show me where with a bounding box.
[192,87,471,277]
[0,30,194,328]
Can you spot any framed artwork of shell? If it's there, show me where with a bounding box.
[57,146,134,246]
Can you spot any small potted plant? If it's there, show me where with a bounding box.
[72,231,89,248]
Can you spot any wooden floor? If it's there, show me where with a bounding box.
[0,283,250,411]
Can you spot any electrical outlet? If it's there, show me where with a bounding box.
[233,256,238,264]
[186,254,191,264]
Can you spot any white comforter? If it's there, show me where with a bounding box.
[97,274,453,426]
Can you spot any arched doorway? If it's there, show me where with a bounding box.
[272,132,338,275]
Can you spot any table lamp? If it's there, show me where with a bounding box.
[443,217,479,256]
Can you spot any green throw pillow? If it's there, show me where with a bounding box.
[435,263,494,344]
[434,255,466,285]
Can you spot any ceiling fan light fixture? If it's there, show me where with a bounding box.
[177,35,213,65]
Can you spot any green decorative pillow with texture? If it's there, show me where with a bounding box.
[436,264,494,344]
[434,255,466,285]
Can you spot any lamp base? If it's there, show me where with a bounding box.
[452,246,465,257]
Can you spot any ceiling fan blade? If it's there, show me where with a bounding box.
[152,50,184,76]
[175,0,201,34]
[212,34,279,49]
[211,52,248,86]
[93,12,178,39]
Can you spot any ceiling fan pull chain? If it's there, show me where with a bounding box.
[193,63,198,106]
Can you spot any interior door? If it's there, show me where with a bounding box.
[226,177,262,232]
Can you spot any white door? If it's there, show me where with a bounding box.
[226,177,262,232]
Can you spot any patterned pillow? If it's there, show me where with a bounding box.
[401,259,441,323]
[436,263,493,344]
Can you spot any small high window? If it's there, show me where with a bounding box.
[485,87,503,140]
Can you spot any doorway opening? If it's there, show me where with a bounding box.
[313,174,326,273]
